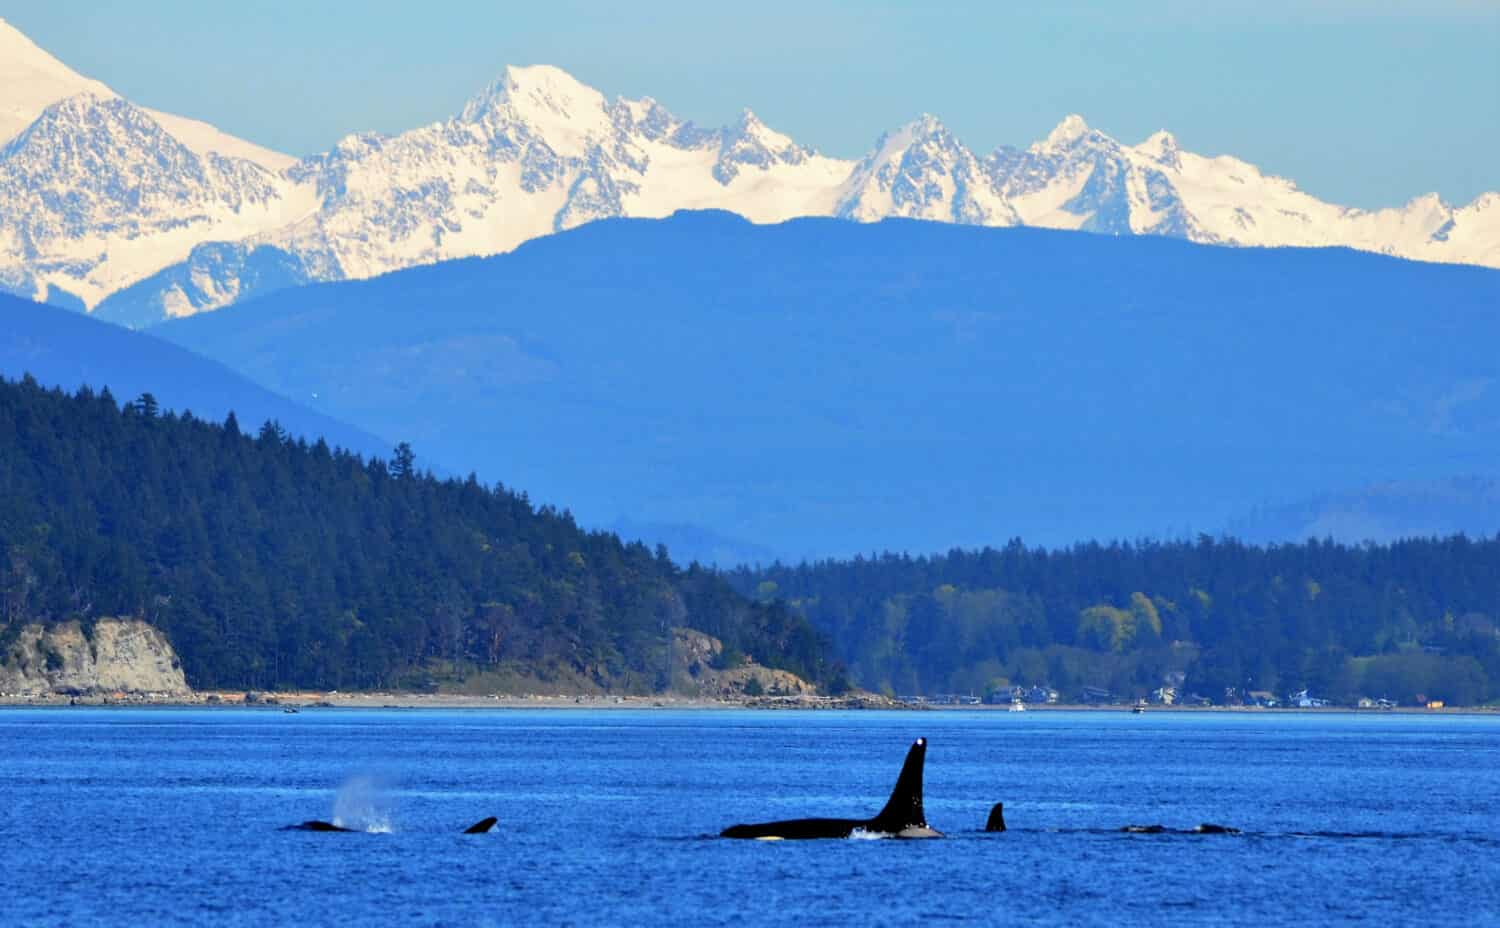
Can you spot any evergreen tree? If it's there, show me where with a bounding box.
[390,441,416,480]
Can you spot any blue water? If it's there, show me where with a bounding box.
[2,709,1498,927]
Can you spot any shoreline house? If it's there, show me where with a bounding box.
[1291,689,1331,708]
[987,685,1058,705]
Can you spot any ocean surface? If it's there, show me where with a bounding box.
[2,708,1497,927]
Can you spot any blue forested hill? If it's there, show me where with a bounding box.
[0,294,392,461]
[155,211,1500,556]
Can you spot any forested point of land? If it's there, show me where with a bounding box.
[8,370,1497,706]
[0,374,833,693]
[729,537,1500,706]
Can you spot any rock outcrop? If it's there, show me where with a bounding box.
[671,627,817,699]
[0,618,190,696]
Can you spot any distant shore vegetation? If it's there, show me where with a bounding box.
[0,375,833,693]
[6,372,1499,706]
[730,538,1500,707]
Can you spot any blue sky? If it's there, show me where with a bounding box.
[6,0,1497,208]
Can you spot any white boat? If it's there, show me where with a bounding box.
[1009,700,1026,712]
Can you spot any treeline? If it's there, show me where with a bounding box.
[0,374,832,692]
[728,538,1500,705]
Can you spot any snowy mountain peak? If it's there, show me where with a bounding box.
[1137,129,1181,168]
[0,17,114,143]
[1469,191,1500,211]
[0,17,288,170]
[725,108,802,152]
[2,90,282,212]
[907,112,950,138]
[456,64,616,161]
[1408,191,1448,210]
[8,91,167,154]
[1041,114,1092,149]
[462,64,607,124]
[707,108,814,184]
[837,112,1018,226]
[732,108,778,140]
[0,90,301,308]
[868,113,957,158]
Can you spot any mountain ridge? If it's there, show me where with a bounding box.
[0,21,1493,325]
[0,17,292,169]
[0,292,393,462]
[152,211,1500,556]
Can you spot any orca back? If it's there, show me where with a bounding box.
[463,816,498,834]
[720,817,863,840]
[283,820,355,832]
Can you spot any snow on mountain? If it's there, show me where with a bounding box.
[0,17,112,145]
[0,18,1495,326]
[836,114,1019,226]
[0,17,292,170]
[260,65,853,286]
[987,114,1201,238]
[0,93,317,309]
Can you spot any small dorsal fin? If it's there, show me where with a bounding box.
[870,738,927,832]
[985,801,1007,832]
[463,816,498,834]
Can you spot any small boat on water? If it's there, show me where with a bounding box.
[1131,701,1146,714]
[1009,700,1026,712]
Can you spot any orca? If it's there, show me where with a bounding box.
[1120,823,1240,835]
[720,737,941,840]
[282,820,358,832]
[1192,823,1239,834]
[985,801,1007,832]
[281,816,497,833]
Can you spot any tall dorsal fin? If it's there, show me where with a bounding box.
[870,737,927,832]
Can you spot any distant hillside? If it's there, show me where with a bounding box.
[0,375,833,693]
[609,518,784,569]
[156,211,1500,556]
[0,293,390,461]
[1226,476,1500,545]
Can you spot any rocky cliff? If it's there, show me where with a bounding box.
[0,618,190,696]
[671,627,816,699]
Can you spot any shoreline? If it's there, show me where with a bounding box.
[2,690,1495,714]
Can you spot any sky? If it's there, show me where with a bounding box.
[4,0,1497,209]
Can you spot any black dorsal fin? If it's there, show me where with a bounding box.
[985,801,1007,832]
[463,816,498,834]
[870,737,927,832]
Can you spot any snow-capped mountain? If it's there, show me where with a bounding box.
[0,18,1495,326]
[835,114,1020,226]
[257,64,854,286]
[0,18,292,170]
[0,94,316,309]
[0,17,304,310]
